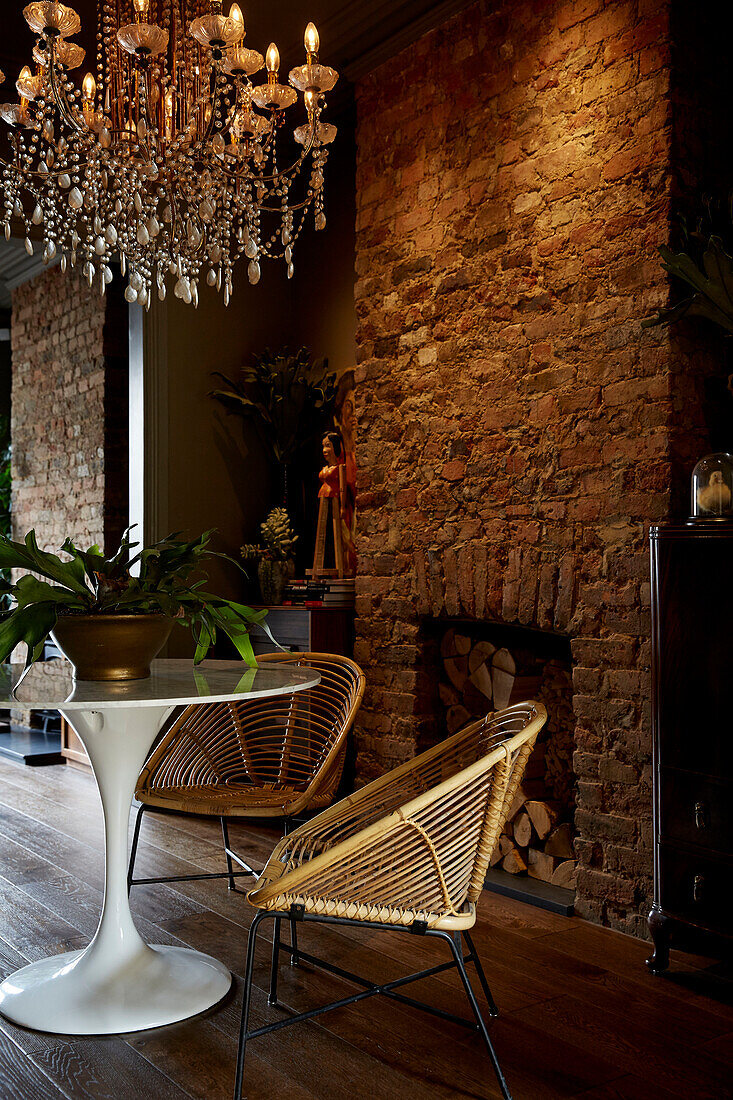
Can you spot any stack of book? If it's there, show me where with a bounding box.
[282,577,355,609]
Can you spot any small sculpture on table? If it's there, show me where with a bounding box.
[309,430,356,578]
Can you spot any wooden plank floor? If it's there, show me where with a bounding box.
[0,755,731,1100]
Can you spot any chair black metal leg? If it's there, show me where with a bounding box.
[221,816,236,891]
[234,911,269,1100]
[268,917,281,1005]
[127,804,146,897]
[281,817,300,967]
[446,932,512,1100]
[128,805,256,891]
[463,929,499,1018]
[289,917,300,968]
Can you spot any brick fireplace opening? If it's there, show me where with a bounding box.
[424,619,576,910]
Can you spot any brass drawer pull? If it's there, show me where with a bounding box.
[693,874,704,903]
[694,801,706,830]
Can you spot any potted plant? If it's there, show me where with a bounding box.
[241,508,298,606]
[0,527,266,681]
[210,347,342,490]
[642,233,733,335]
[643,219,733,456]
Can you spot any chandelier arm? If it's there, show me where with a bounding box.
[0,154,83,184]
[137,65,161,164]
[0,138,51,189]
[220,136,314,186]
[258,121,277,159]
[45,39,89,136]
[258,197,314,214]
[201,63,223,146]
[257,122,317,184]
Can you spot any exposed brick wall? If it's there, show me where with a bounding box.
[351,0,715,935]
[11,266,127,553]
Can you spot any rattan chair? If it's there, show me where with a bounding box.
[127,652,366,897]
[235,700,547,1100]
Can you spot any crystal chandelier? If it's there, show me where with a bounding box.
[0,1,338,307]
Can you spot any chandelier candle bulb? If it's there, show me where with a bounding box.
[228,3,244,42]
[16,65,40,103]
[82,71,96,101]
[304,21,319,60]
[266,42,280,78]
[2,0,337,305]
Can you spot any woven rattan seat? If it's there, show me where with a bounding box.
[127,652,365,894]
[235,701,547,1100]
[250,699,545,928]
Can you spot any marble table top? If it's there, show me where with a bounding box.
[0,659,320,711]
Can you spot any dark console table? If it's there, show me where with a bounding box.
[648,522,733,971]
[250,606,354,657]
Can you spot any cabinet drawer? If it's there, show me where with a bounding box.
[251,608,310,650]
[659,845,733,935]
[660,770,732,855]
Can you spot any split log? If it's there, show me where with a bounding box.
[527,848,559,883]
[454,633,472,656]
[444,655,469,691]
[523,741,547,781]
[446,705,471,734]
[469,660,494,702]
[551,859,578,889]
[440,629,457,661]
[501,845,527,875]
[545,822,575,860]
[438,682,460,708]
[519,778,548,801]
[508,674,543,704]
[464,680,492,713]
[505,790,527,822]
[490,836,516,867]
[513,811,533,849]
[525,800,560,841]
[491,648,516,709]
[469,640,496,674]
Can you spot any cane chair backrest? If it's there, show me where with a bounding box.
[252,702,546,926]
[138,653,365,797]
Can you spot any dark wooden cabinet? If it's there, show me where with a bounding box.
[648,522,733,971]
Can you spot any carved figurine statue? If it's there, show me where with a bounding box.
[310,430,356,578]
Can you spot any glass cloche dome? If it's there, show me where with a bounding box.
[691,453,733,520]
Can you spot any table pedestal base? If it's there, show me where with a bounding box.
[0,942,231,1035]
[0,702,232,1035]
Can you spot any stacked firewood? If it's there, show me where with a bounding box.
[439,629,577,890]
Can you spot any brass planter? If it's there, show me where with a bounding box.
[52,613,174,681]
